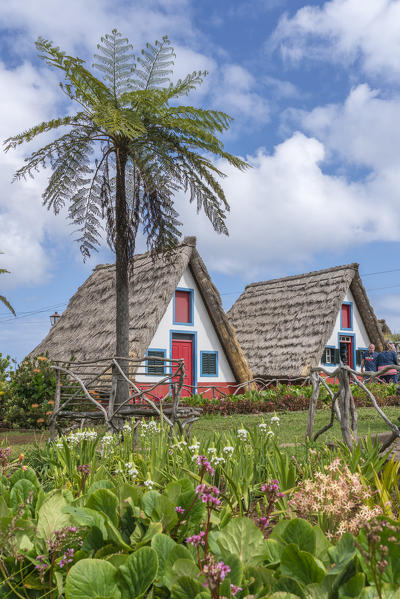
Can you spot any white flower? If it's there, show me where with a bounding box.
[123,423,132,432]
[126,462,139,477]
[144,479,155,489]
[258,423,267,431]
[271,416,280,426]
[266,430,274,438]
[189,442,200,452]
[223,446,234,456]
[237,428,248,441]
[173,440,187,451]
[210,456,225,466]
[208,447,217,455]
[55,440,63,449]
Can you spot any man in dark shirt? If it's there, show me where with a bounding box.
[361,344,378,381]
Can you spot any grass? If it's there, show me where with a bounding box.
[192,407,400,444]
[1,407,399,457]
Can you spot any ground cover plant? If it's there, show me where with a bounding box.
[1,418,399,598]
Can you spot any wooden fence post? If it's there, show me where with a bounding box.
[338,366,353,449]
[49,369,61,440]
[306,371,320,441]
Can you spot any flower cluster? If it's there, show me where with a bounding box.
[231,584,243,596]
[210,455,225,467]
[196,455,215,476]
[0,446,11,471]
[196,484,221,507]
[59,548,74,568]
[144,479,155,489]
[188,441,200,453]
[122,422,132,433]
[223,446,234,456]
[186,530,205,546]
[203,556,231,596]
[65,430,97,446]
[126,462,138,477]
[289,458,382,539]
[175,506,185,514]
[271,415,280,426]
[237,428,248,441]
[173,439,188,451]
[77,464,90,477]
[46,526,82,556]
[140,420,160,436]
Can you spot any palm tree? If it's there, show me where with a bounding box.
[0,254,15,315]
[4,30,248,404]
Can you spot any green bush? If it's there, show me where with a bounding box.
[2,354,56,429]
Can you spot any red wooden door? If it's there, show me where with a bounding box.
[172,336,193,396]
[340,335,354,368]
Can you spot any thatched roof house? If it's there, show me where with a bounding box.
[32,237,252,392]
[228,263,384,379]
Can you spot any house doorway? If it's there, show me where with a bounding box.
[339,335,354,368]
[171,333,195,396]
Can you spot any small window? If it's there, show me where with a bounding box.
[322,347,339,365]
[356,348,368,366]
[341,303,352,329]
[146,349,166,375]
[174,289,193,324]
[200,351,218,376]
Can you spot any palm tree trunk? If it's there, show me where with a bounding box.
[115,147,130,408]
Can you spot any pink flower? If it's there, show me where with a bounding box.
[196,455,214,476]
[186,531,205,546]
[175,506,184,514]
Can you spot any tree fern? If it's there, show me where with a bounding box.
[4,30,249,406]
[0,256,15,316]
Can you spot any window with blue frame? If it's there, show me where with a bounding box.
[173,288,194,325]
[322,346,339,365]
[146,349,166,375]
[200,351,218,376]
[356,348,368,367]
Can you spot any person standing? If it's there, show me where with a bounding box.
[361,344,378,381]
[376,341,398,383]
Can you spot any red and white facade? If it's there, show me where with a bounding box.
[136,267,237,398]
[320,289,371,372]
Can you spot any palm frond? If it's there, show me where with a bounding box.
[3,115,77,152]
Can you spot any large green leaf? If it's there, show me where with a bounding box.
[172,558,200,580]
[10,479,37,507]
[280,519,316,555]
[9,468,40,488]
[338,573,365,598]
[155,495,178,531]
[119,546,158,598]
[87,480,116,496]
[171,576,205,599]
[86,489,119,527]
[280,544,326,586]
[37,491,71,539]
[217,517,265,566]
[264,538,285,566]
[273,576,306,599]
[65,558,121,599]
[151,533,176,579]
[222,552,242,586]
[63,506,107,537]
[142,491,161,517]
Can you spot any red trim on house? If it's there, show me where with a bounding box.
[132,381,238,402]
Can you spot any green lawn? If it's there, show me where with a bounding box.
[1,407,399,455]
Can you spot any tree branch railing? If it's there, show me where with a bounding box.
[48,356,196,439]
[307,364,400,450]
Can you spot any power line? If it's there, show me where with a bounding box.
[0,302,67,323]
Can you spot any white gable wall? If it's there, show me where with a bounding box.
[319,288,371,370]
[136,266,235,384]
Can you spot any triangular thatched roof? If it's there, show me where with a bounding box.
[227,263,384,379]
[31,237,252,383]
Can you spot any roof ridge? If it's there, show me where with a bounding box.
[93,237,197,271]
[245,263,359,289]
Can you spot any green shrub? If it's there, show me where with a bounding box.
[2,354,56,429]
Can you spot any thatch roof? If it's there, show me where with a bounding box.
[31,237,252,383]
[227,263,384,379]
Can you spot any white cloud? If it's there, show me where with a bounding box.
[287,83,400,170]
[372,294,400,333]
[271,0,400,80]
[177,131,400,279]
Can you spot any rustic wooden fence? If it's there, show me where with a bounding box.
[306,364,400,450]
[49,356,201,439]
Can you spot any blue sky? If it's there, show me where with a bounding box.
[2,0,400,361]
